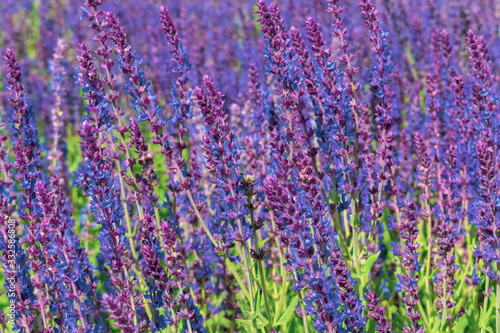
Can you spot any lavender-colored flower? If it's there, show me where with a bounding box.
[102,293,136,333]
[359,0,397,197]
[330,251,365,332]
[366,290,392,333]
[466,29,497,127]
[159,6,193,121]
[264,174,340,332]
[474,135,499,273]
[195,75,251,245]
[47,39,71,187]
[414,133,431,192]
[34,179,92,331]
[3,48,44,332]
[393,203,423,333]
[431,147,460,325]
[104,11,164,127]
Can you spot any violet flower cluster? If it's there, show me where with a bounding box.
[2,0,500,332]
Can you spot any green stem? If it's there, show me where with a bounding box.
[183,303,194,333]
[417,300,431,331]
[224,255,250,299]
[242,245,258,333]
[258,261,272,321]
[201,278,207,314]
[273,269,287,324]
[442,276,447,330]
[353,227,363,300]
[268,207,288,325]
[331,208,351,260]
[185,187,256,322]
[248,195,273,325]
[482,277,490,333]
[123,199,137,259]
[124,270,139,326]
[423,188,433,324]
[297,290,310,333]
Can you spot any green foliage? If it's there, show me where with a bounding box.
[274,295,298,328]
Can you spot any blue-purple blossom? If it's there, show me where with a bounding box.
[2,0,500,332]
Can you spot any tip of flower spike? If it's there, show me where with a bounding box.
[3,49,17,66]
[3,49,24,97]
[3,48,14,58]
[84,0,103,7]
[159,5,173,25]
[202,75,218,93]
[203,74,212,83]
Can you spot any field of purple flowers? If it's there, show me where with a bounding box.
[0,0,499,332]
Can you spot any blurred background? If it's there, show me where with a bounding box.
[2,0,499,127]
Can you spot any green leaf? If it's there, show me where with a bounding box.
[240,303,253,320]
[237,319,254,333]
[487,304,495,320]
[218,316,231,327]
[352,214,360,227]
[428,267,439,279]
[328,191,335,204]
[361,252,380,276]
[254,289,262,317]
[346,234,352,250]
[367,319,376,333]
[431,317,440,333]
[274,295,299,327]
[454,316,468,333]
[480,303,495,329]
[237,318,265,332]
[237,291,253,319]
[328,190,339,205]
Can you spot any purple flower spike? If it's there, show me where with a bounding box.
[160,6,193,121]
[474,135,499,271]
[3,49,44,332]
[331,251,365,332]
[394,203,423,333]
[366,290,392,333]
[195,75,250,245]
